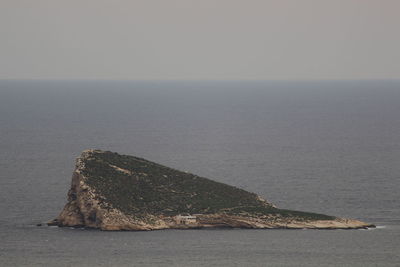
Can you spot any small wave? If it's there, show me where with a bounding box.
[360,225,386,230]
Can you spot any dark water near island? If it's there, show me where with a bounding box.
[0,80,399,266]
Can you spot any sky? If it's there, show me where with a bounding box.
[0,0,399,80]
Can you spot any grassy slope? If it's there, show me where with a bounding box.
[83,151,335,221]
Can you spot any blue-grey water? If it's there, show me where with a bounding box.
[0,80,399,266]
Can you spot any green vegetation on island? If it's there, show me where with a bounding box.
[82,150,335,221]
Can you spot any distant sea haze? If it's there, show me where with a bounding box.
[0,80,399,266]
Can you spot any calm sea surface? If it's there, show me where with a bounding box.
[0,80,399,266]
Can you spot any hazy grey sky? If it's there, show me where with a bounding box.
[1,0,399,80]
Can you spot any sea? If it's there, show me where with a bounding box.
[0,80,399,266]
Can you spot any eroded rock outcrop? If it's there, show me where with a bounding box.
[49,150,374,230]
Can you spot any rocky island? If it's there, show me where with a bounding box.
[49,150,374,230]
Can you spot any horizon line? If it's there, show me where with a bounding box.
[1,78,399,82]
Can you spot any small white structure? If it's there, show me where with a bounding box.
[174,215,197,225]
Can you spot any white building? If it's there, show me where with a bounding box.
[174,215,197,225]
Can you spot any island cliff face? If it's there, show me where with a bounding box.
[49,150,374,230]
